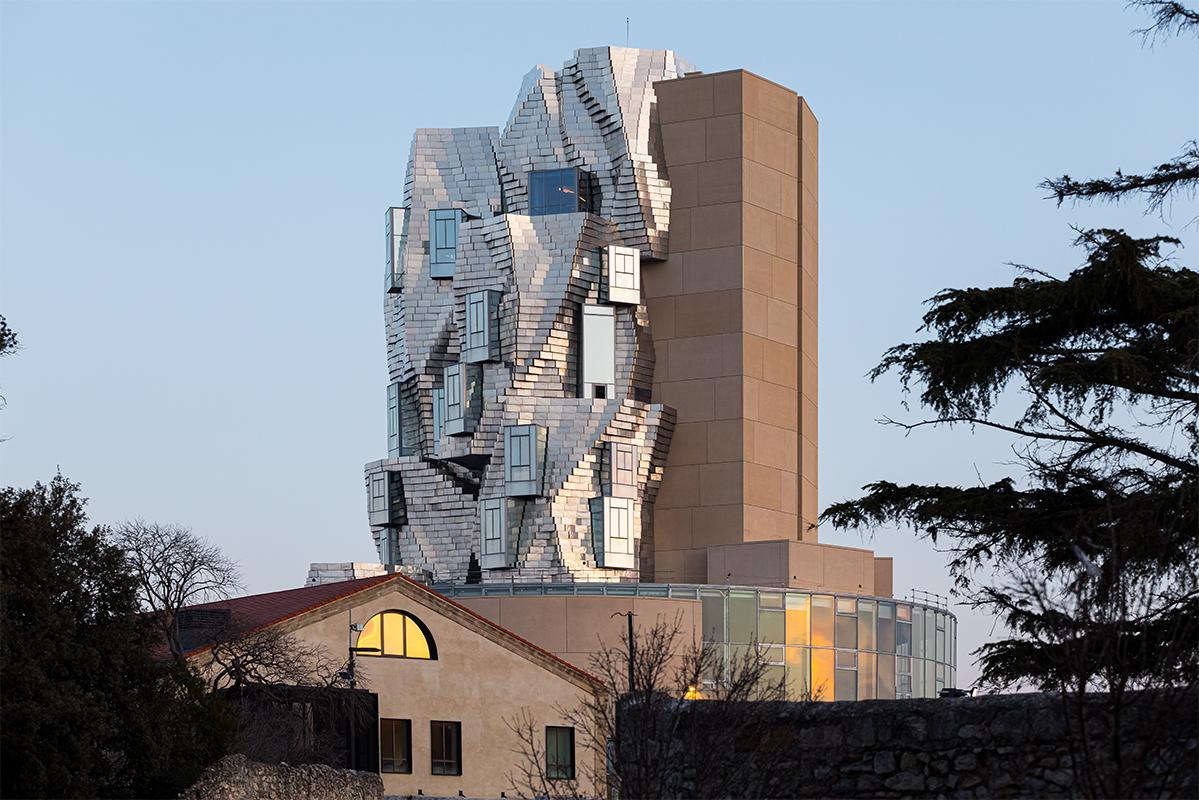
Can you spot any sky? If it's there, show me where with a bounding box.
[2,0,1196,688]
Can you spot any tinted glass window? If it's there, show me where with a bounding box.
[529,168,595,215]
[729,591,756,643]
[701,591,725,643]
[546,726,575,780]
[430,720,462,775]
[380,719,412,774]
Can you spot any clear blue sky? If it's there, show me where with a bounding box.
[2,0,1195,687]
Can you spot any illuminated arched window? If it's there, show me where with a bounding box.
[355,610,437,660]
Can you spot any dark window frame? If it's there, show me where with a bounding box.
[430,720,462,776]
[380,718,412,774]
[357,610,439,661]
[545,725,576,780]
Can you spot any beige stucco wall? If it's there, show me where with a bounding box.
[456,594,703,674]
[197,584,601,798]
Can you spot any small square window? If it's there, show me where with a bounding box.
[546,726,575,780]
[380,718,412,774]
[430,720,462,775]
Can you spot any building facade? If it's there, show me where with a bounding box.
[347,47,958,701]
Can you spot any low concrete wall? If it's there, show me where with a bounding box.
[179,754,383,800]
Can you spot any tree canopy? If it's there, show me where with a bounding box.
[821,2,1198,693]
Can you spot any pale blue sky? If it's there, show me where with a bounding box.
[2,0,1195,686]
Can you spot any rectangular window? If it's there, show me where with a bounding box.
[877,653,896,700]
[380,718,412,774]
[877,602,895,654]
[443,363,482,436]
[897,656,913,699]
[785,645,810,700]
[504,424,546,497]
[811,648,834,702]
[700,590,725,644]
[593,496,635,569]
[604,245,641,304]
[385,207,407,294]
[811,595,834,648]
[912,607,925,659]
[367,470,404,527]
[387,382,403,458]
[480,497,514,569]
[785,593,810,647]
[839,604,858,652]
[463,290,501,363]
[858,599,876,652]
[529,168,594,216]
[858,651,876,700]
[729,590,757,644]
[431,387,445,443]
[580,304,616,399]
[429,209,462,278]
[430,720,462,775]
[545,726,575,780]
[605,441,638,498]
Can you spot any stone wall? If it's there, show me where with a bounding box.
[179,754,383,800]
[621,689,1198,799]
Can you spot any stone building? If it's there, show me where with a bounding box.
[337,47,958,703]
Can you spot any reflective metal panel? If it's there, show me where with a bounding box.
[580,304,616,399]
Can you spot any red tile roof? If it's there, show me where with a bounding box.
[181,574,602,688]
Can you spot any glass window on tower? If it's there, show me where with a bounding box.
[429,209,463,278]
[529,167,595,216]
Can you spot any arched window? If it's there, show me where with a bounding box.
[355,610,437,660]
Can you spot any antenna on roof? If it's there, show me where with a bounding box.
[626,17,629,48]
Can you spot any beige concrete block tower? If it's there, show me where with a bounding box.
[650,70,886,594]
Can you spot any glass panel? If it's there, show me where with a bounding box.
[701,591,725,643]
[897,620,912,656]
[836,597,856,615]
[912,608,924,659]
[924,659,936,697]
[381,720,395,771]
[835,650,857,669]
[858,652,876,700]
[896,603,911,621]
[758,608,784,644]
[811,649,834,702]
[383,612,406,656]
[357,613,382,656]
[729,591,756,644]
[835,614,857,650]
[858,600,876,652]
[878,602,895,654]
[913,658,925,698]
[758,591,783,609]
[785,593,810,646]
[936,623,946,665]
[761,665,786,696]
[786,646,810,700]
[835,669,857,701]
[878,654,896,699]
[405,616,431,659]
[925,609,936,663]
[546,727,574,780]
[811,595,834,647]
[430,721,461,775]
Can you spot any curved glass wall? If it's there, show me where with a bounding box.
[435,582,957,701]
[701,586,956,701]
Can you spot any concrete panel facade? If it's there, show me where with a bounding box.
[651,70,818,583]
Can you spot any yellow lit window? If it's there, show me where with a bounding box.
[355,610,437,660]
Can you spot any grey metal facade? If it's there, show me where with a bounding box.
[365,47,696,583]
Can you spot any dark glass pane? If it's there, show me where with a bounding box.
[835,668,857,701]
[546,726,575,779]
[896,620,912,656]
[728,591,756,643]
[758,608,784,644]
[431,721,461,775]
[700,590,725,643]
[835,614,857,650]
[878,602,896,654]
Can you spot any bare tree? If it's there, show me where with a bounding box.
[117,519,242,665]
[508,615,798,800]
